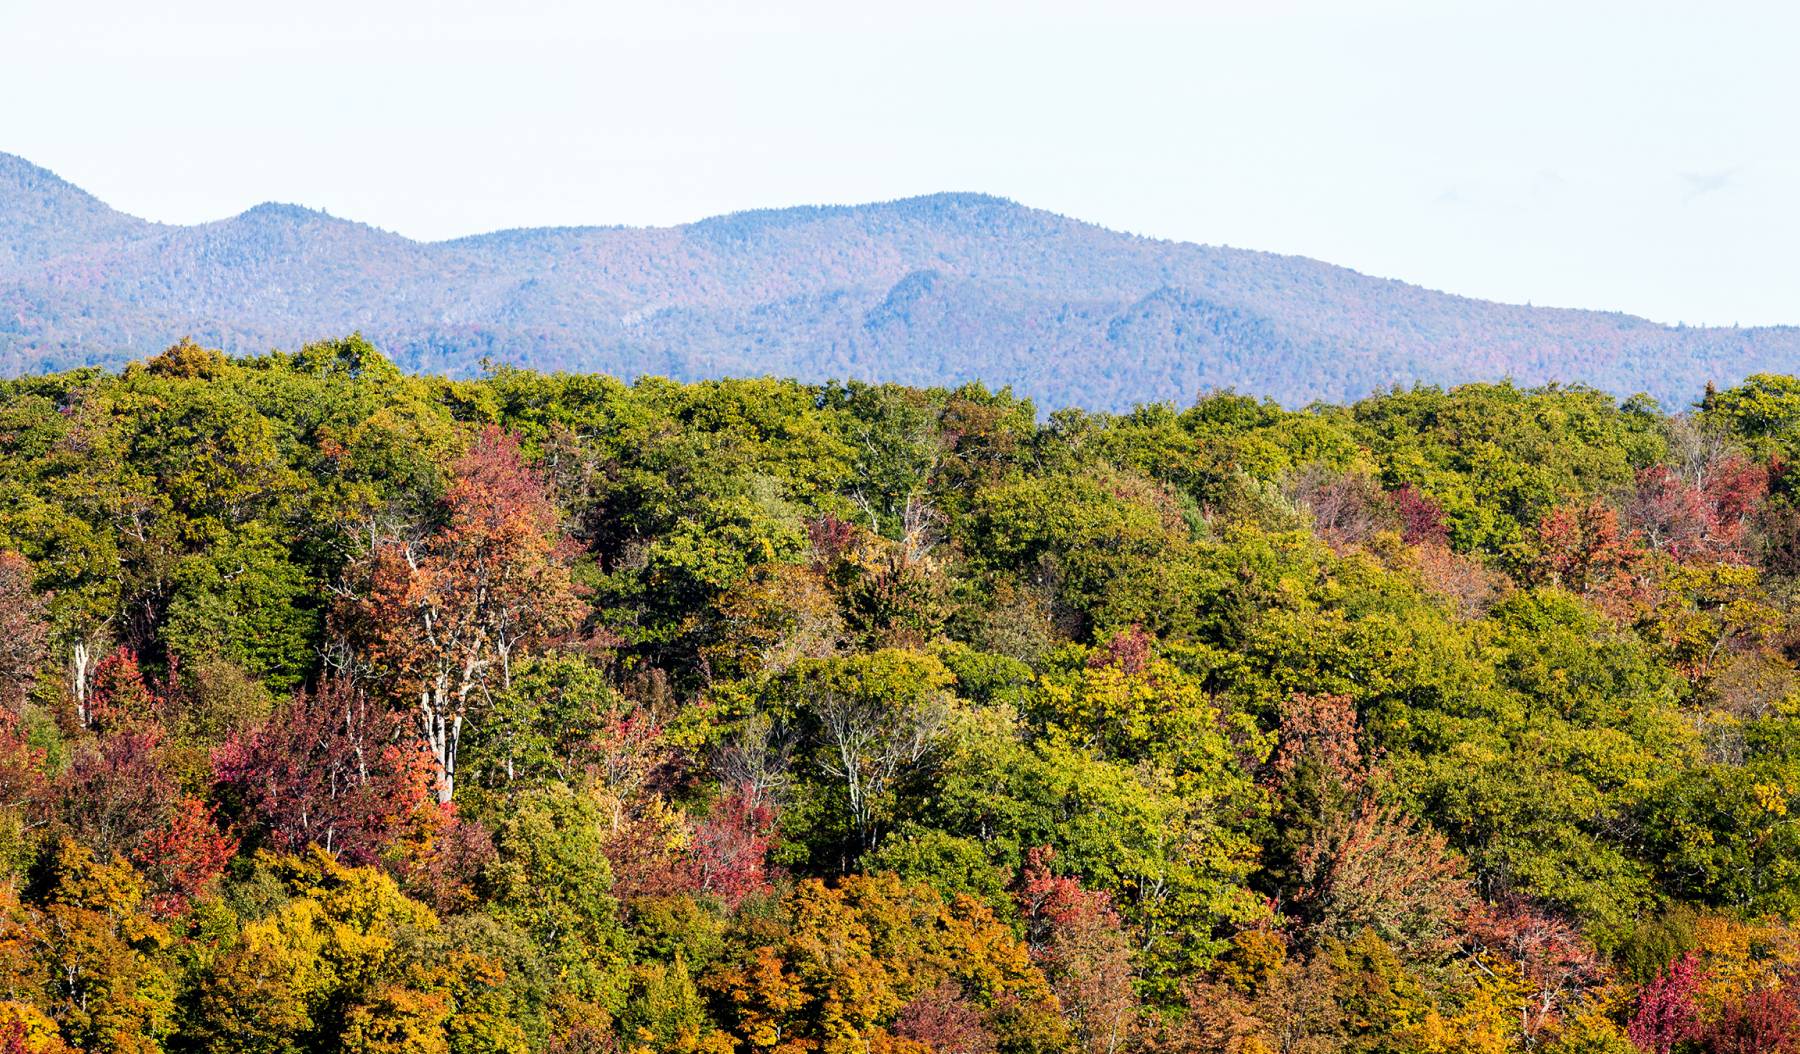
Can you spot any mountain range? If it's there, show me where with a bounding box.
[3,150,1796,411]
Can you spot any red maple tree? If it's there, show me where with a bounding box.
[1462,897,1607,1044]
[1389,484,1450,546]
[355,427,583,803]
[1626,951,1705,1054]
[53,724,179,859]
[1529,500,1650,618]
[1707,986,1800,1054]
[1016,847,1138,1054]
[213,678,433,864]
[689,787,778,909]
[132,797,238,917]
[83,646,161,734]
[1628,457,1770,563]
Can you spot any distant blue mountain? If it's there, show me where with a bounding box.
[2,151,1795,410]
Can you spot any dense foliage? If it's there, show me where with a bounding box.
[7,337,1800,1051]
[9,151,1800,411]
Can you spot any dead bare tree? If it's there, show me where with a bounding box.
[714,711,796,809]
[814,679,947,852]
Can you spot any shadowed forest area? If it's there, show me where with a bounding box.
[5,335,1800,1051]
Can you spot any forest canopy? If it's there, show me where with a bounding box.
[2,336,1800,1052]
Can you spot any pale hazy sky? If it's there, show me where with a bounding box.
[3,0,1795,326]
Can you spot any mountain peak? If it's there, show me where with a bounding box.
[0,152,149,272]
[0,151,113,208]
[882,191,1022,212]
[0,151,59,182]
[683,191,1033,244]
[236,201,331,224]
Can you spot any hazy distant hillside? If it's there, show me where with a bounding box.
[0,153,153,271]
[3,151,1796,409]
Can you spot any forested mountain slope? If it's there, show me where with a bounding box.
[7,338,1800,1048]
[4,151,1797,409]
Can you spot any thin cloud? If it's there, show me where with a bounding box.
[1681,166,1742,202]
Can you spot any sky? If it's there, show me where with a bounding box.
[3,0,1795,327]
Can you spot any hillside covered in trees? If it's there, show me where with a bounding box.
[11,339,1800,1051]
[6,151,1800,411]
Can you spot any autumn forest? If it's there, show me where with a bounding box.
[5,335,1800,1053]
